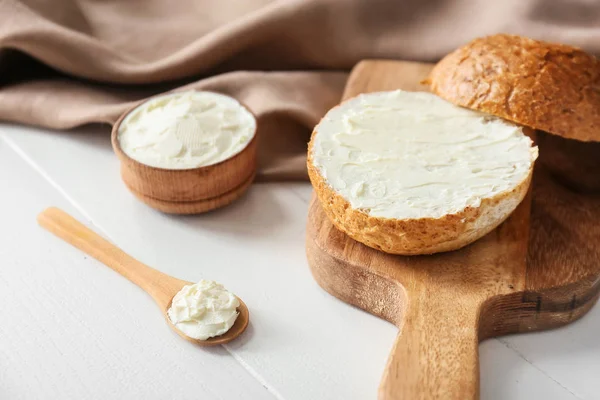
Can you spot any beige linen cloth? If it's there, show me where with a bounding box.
[2,0,599,180]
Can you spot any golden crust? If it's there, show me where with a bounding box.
[428,34,600,142]
[307,133,533,255]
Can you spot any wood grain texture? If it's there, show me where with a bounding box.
[125,170,256,214]
[537,130,600,192]
[305,60,600,400]
[111,93,257,215]
[37,207,249,346]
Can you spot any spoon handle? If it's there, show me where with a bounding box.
[37,207,178,303]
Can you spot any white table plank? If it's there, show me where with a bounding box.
[0,139,274,400]
[480,340,580,400]
[2,123,598,399]
[500,304,600,400]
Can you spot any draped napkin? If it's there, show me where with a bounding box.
[2,0,599,180]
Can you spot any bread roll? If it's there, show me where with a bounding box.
[307,90,537,255]
[428,34,599,142]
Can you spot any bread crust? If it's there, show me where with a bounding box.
[428,34,600,142]
[307,133,533,255]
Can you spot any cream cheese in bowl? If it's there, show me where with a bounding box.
[118,91,256,169]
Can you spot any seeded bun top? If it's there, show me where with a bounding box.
[428,34,600,142]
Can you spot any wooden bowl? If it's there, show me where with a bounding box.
[111,93,257,214]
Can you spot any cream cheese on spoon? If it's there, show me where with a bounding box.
[118,91,256,169]
[167,280,240,340]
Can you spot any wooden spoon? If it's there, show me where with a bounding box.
[37,207,249,346]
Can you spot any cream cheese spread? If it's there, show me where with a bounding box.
[118,91,256,169]
[311,90,538,219]
[167,280,240,340]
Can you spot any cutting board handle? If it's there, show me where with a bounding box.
[379,294,480,400]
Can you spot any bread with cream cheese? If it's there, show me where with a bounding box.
[307,90,537,255]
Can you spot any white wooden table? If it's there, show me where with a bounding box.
[1,123,598,400]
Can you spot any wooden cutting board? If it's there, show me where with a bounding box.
[305,60,600,400]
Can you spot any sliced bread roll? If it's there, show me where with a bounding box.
[307,90,538,255]
[428,34,600,142]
